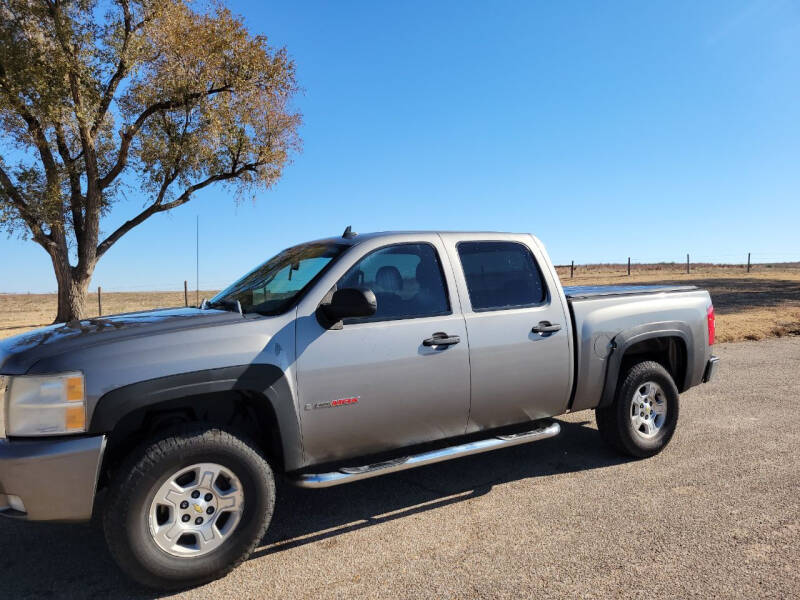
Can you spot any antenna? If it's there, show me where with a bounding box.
[342,225,357,239]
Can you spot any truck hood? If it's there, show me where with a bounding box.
[0,307,245,375]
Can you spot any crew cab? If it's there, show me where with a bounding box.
[0,230,718,589]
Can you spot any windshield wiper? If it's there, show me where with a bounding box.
[204,299,243,315]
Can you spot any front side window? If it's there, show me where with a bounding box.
[457,241,547,311]
[211,242,346,314]
[338,243,450,322]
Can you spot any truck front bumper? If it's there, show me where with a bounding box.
[0,435,106,522]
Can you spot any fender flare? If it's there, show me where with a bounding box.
[598,321,695,408]
[89,364,304,471]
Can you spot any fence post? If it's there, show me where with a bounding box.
[570,260,574,278]
[627,257,631,276]
[97,286,102,316]
[184,280,189,307]
[747,252,751,273]
[686,253,690,274]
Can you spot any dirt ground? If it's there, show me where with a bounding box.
[1,265,799,343]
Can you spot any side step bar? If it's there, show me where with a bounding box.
[290,421,561,488]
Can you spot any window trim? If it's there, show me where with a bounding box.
[337,241,453,325]
[455,240,551,313]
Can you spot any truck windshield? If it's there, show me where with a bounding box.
[210,242,347,315]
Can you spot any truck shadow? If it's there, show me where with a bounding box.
[648,277,800,313]
[252,417,625,558]
[0,418,626,598]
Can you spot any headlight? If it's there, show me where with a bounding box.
[4,372,86,436]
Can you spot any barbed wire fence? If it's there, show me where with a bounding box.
[553,252,800,278]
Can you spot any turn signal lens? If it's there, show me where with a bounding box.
[65,404,86,431]
[66,375,84,402]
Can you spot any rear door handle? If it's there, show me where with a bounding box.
[532,321,561,335]
[423,332,461,347]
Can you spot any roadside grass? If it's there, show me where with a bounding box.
[2,265,799,343]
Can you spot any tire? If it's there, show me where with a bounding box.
[102,424,275,590]
[595,360,680,458]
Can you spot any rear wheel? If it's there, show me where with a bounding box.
[595,360,679,458]
[103,425,275,590]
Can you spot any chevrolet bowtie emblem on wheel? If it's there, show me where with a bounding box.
[193,504,203,513]
[304,396,360,410]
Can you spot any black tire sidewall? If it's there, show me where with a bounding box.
[615,362,679,457]
[105,428,274,589]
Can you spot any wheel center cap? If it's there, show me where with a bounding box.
[193,503,203,513]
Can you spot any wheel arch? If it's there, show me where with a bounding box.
[90,365,304,477]
[598,322,695,408]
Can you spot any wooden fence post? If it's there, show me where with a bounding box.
[570,261,574,278]
[184,280,189,307]
[747,252,751,273]
[97,286,102,316]
[627,257,631,276]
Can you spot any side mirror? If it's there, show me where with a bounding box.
[318,287,377,328]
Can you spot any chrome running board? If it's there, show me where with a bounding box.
[290,421,561,488]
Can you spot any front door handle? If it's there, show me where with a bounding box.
[532,321,561,335]
[423,332,461,347]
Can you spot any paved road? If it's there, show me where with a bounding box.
[2,338,799,599]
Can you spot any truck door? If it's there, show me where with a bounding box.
[295,239,471,465]
[449,238,572,431]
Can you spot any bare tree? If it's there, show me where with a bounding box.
[0,0,300,321]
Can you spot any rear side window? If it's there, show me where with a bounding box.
[457,241,547,311]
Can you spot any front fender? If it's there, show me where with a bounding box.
[89,364,304,471]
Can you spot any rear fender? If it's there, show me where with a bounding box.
[598,322,695,408]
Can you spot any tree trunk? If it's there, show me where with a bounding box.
[50,251,93,323]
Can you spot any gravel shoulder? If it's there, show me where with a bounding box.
[1,338,798,599]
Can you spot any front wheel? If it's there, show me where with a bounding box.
[103,425,275,590]
[595,360,680,458]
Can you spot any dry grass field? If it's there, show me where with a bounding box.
[1,264,799,343]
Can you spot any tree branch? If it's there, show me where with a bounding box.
[54,122,84,237]
[98,85,233,190]
[96,161,261,258]
[0,163,53,249]
[0,76,60,187]
[92,0,133,136]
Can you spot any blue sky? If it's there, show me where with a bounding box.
[2,0,799,292]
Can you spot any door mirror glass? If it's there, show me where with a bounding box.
[319,287,377,327]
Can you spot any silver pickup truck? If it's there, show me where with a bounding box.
[0,230,718,589]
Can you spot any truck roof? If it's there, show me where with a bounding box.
[310,229,533,246]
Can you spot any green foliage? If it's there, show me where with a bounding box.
[0,0,300,317]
